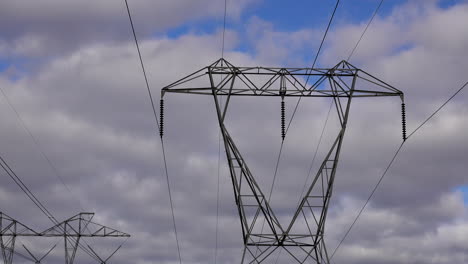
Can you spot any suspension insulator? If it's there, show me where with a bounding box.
[401,103,407,141]
[160,99,164,138]
[281,100,285,141]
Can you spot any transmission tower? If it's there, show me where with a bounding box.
[0,212,130,264]
[0,212,37,264]
[160,58,405,263]
[39,212,129,264]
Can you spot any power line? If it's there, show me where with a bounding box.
[310,0,341,71]
[3,246,35,262]
[0,155,100,261]
[160,140,182,263]
[282,0,342,221]
[303,2,384,257]
[347,0,384,61]
[221,0,228,60]
[330,80,468,260]
[271,0,341,209]
[214,80,225,264]
[0,92,99,261]
[0,87,85,212]
[407,81,468,140]
[283,0,341,140]
[123,1,182,263]
[215,1,228,261]
[123,0,159,129]
[327,1,390,260]
[285,0,340,135]
[253,113,290,258]
[274,100,333,264]
[253,140,285,258]
[214,107,222,264]
[329,142,403,260]
[297,100,334,205]
[0,155,55,222]
[258,1,341,261]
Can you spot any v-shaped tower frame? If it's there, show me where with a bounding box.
[161,58,404,263]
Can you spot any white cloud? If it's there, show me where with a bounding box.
[328,192,467,264]
[0,1,467,263]
[0,0,257,57]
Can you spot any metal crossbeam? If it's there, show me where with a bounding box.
[40,213,130,238]
[161,58,403,99]
[161,58,403,263]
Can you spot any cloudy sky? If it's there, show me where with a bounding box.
[0,0,467,263]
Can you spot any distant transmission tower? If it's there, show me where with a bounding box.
[0,212,129,264]
[161,58,405,263]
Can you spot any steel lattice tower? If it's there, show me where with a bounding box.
[161,58,404,263]
[0,212,129,264]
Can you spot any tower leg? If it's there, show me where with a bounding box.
[0,235,15,264]
[64,236,80,264]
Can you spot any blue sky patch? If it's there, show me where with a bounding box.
[0,57,32,81]
[458,186,468,205]
[438,0,465,9]
[161,1,404,40]
[163,19,220,39]
[157,0,412,65]
[243,0,406,32]
[0,59,12,73]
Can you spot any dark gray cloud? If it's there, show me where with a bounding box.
[0,1,467,264]
[0,0,255,58]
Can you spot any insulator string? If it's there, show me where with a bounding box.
[281,100,285,141]
[401,103,406,141]
[160,99,164,138]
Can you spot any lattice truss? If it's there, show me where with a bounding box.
[161,58,404,263]
[0,212,129,264]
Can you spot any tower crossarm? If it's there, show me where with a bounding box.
[0,212,37,236]
[39,212,130,237]
[161,58,403,100]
